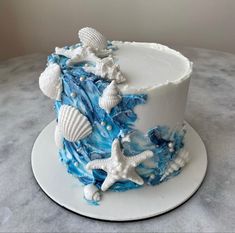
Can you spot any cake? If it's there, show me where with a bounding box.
[39,27,192,204]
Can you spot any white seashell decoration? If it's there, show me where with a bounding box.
[55,27,126,83]
[97,57,114,77]
[39,63,62,100]
[58,105,92,142]
[84,57,126,84]
[78,27,107,51]
[115,70,126,84]
[160,149,189,181]
[99,80,122,114]
[54,124,64,149]
[83,184,101,202]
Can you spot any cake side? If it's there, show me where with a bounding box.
[111,41,193,132]
[39,27,192,204]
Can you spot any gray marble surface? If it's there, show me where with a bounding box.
[0,47,234,232]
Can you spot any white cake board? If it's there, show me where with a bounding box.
[31,120,207,221]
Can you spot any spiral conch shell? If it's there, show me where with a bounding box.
[58,105,92,142]
[78,27,107,51]
[99,81,122,114]
[160,149,189,181]
[83,184,101,202]
[39,63,62,100]
[54,124,63,149]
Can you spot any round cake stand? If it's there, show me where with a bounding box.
[31,120,207,221]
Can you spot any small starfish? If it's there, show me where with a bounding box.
[86,139,153,191]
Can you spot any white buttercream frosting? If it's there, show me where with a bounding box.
[111,41,192,93]
[109,41,192,132]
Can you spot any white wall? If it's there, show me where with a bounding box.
[1,0,235,60]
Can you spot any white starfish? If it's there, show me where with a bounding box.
[86,139,154,191]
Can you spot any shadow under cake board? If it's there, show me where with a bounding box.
[31,120,207,222]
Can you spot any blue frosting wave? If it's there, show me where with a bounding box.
[48,45,186,192]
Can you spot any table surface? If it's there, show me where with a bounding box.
[0,47,234,232]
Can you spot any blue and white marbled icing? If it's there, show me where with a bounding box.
[47,43,187,192]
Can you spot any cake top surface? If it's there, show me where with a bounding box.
[51,27,192,94]
[112,41,192,92]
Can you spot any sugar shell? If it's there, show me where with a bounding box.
[39,63,62,100]
[58,105,92,142]
[160,149,189,181]
[99,81,122,114]
[78,27,107,51]
[83,184,101,202]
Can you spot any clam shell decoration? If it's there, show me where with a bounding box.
[54,124,63,149]
[160,149,189,181]
[83,184,101,202]
[99,80,122,114]
[39,63,62,100]
[58,105,92,142]
[78,27,107,51]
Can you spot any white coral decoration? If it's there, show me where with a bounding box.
[55,27,126,83]
[83,184,101,202]
[78,27,107,51]
[84,57,126,83]
[160,149,189,181]
[86,139,154,192]
[39,63,62,100]
[58,105,92,142]
[55,46,99,67]
[99,80,122,114]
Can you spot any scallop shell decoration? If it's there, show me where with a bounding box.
[39,63,62,100]
[58,105,92,142]
[160,149,189,181]
[83,184,101,202]
[99,80,122,114]
[54,124,63,149]
[78,27,107,51]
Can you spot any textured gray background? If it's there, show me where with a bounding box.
[0,47,234,232]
